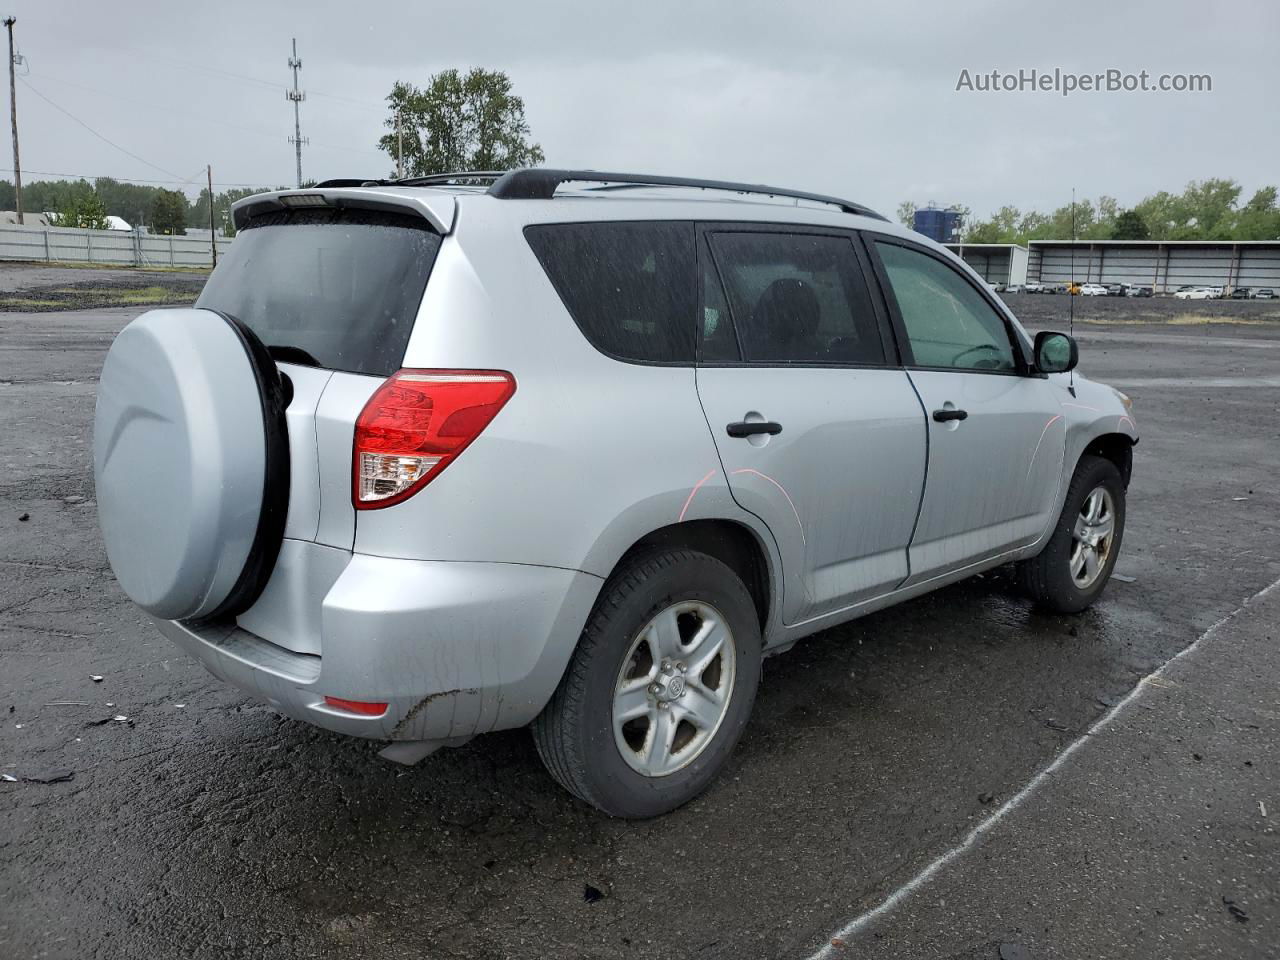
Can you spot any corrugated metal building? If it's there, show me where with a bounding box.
[943,243,1029,285]
[944,240,1280,293]
[1028,240,1280,292]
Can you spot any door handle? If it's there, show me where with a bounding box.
[726,420,783,438]
[932,408,969,423]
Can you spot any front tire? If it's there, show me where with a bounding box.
[533,549,762,818]
[1016,454,1126,613]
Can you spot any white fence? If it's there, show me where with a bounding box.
[0,223,233,268]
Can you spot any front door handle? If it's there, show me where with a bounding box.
[726,420,783,438]
[932,408,969,423]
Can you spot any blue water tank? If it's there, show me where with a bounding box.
[913,208,962,243]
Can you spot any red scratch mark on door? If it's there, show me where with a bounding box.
[1025,414,1063,482]
[731,468,806,545]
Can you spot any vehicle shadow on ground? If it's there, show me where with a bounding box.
[64,572,1177,960]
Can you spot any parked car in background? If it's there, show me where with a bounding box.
[91,168,1138,818]
[1174,287,1214,300]
[1080,283,1108,296]
[1104,283,1127,296]
[1065,282,1082,295]
[1126,285,1153,298]
[992,281,1007,292]
[1003,283,1024,294]
[1254,288,1275,299]
[1229,287,1251,299]
[1046,283,1068,294]
[1023,281,1046,293]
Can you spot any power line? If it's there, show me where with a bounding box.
[0,166,277,189]
[17,77,184,180]
[25,70,383,157]
[113,47,383,109]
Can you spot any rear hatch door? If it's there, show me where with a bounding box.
[193,204,443,651]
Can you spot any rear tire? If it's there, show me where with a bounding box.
[533,549,761,818]
[1015,454,1126,614]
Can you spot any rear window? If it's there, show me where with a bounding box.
[524,222,696,363]
[196,207,441,376]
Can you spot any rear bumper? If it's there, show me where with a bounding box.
[154,553,602,741]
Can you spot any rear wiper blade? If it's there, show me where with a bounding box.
[268,344,322,367]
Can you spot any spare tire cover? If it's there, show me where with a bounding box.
[94,308,289,621]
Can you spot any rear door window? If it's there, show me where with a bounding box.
[196,207,442,376]
[705,231,885,365]
[524,222,696,363]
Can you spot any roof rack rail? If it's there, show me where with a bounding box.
[313,172,506,189]
[395,171,506,186]
[485,168,887,221]
[312,178,391,188]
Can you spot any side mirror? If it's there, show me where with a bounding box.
[1034,331,1078,374]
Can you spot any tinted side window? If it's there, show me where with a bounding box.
[707,232,884,364]
[875,242,1016,372]
[700,243,739,361]
[525,222,696,363]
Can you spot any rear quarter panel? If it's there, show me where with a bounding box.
[352,200,775,592]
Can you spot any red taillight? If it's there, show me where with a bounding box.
[353,369,516,509]
[322,696,389,716]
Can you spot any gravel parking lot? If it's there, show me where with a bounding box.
[2,290,1278,959]
[0,263,206,312]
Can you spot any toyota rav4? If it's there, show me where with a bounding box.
[94,169,1137,818]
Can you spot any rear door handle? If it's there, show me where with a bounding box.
[726,420,783,438]
[932,408,968,423]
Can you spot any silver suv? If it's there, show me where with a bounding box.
[93,170,1137,818]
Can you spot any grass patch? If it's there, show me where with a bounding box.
[0,296,64,308]
[1073,313,1274,326]
[1165,313,1270,326]
[0,282,200,312]
[1,259,211,275]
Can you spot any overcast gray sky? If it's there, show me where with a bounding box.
[11,0,1279,219]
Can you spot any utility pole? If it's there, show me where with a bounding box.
[286,38,307,188]
[395,111,404,179]
[4,17,21,224]
[207,165,217,268]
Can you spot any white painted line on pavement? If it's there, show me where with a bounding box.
[806,573,1280,959]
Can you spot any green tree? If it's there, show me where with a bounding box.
[150,189,189,235]
[1233,187,1280,241]
[379,68,545,177]
[1112,209,1150,240]
[966,205,1024,243]
[93,178,171,228]
[24,178,90,217]
[191,186,267,236]
[46,181,109,229]
[1179,178,1241,236]
[964,220,1005,243]
[896,200,917,228]
[963,178,1278,244]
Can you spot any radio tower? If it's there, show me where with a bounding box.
[286,38,307,188]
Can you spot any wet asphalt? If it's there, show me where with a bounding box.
[1,292,1278,959]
